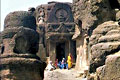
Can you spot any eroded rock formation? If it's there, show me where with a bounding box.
[89,21,120,73]
[73,0,120,79]
[4,11,36,30]
[0,11,46,80]
[0,0,120,80]
[96,52,120,80]
[73,0,115,33]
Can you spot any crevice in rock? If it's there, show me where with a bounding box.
[109,0,120,9]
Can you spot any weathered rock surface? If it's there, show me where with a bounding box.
[96,52,120,80]
[73,0,114,34]
[4,11,36,30]
[0,54,46,80]
[1,27,39,54]
[44,69,85,80]
[89,21,120,73]
[35,2,75,63]
[116,11,120,25]
[0,11,46,80]
[116,11,120,21]
[0,32,2,44]
[73,0,120,79]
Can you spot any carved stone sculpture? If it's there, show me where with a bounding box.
[0,11,46,80]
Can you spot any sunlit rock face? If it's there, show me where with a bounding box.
[89,21,120,80]
[73,0,114,33]
[72,0,116,72]
[4,11,36,30]
[73,0,120,79]
[0,11,46,80]
[96,52,120,80]
[89,21,120,73]
[2,27,39,54]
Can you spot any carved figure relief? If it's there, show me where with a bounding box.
[47,23,75,33]
[56,9,68,22]
[38,17,44,24]
[37,6,45,24]
[55,23,68,32]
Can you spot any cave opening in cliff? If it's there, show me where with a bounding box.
[109,0,120,9]
[56,42,65,62]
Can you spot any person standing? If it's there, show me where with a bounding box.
[67,53,72,69]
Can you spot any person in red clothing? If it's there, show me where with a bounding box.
[54,59,58,68]
[70,53,73,63]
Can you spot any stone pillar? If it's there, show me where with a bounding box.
[49,41,56,63]
[75,33,89,71]
[65,41,69,59]
[69,40,76,63]
[0,54,45,80]
[82,35,89,70]
[37,43,46,61]
[45,39,50,57]
[75,37,84,70]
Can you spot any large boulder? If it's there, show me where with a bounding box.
[89,21,120,73]
[1,27,39,54]
[0,54,46,80]
[0,27,46,80]
[73,0,115,34]
[96,52,120,80]
[0,11,46,80]
[4,11,36,30]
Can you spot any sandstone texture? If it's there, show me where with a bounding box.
[116,11,120,21]
[44,69,86,80]
[0,0,120,80]
[0,11,46,80]
[35,2,75,62]
[0,54,46,80]
[1,27,39,54]
[96,52,120,80]
[73,0,114,33]
[4,11,36,30]
[89,21,120,73]
[73,1,120,78]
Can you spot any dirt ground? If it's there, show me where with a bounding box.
[44,68,87,80]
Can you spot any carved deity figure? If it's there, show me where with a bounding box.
[38,17,44,24]
[38,6,45,24]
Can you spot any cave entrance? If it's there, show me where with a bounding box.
[109,0,120,9]
[56,42,65,62]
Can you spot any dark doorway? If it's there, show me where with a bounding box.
[109,0,120,9]
[73,41,76,62]
[56,42,65,62]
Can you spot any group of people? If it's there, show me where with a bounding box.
[46,53,73,71]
